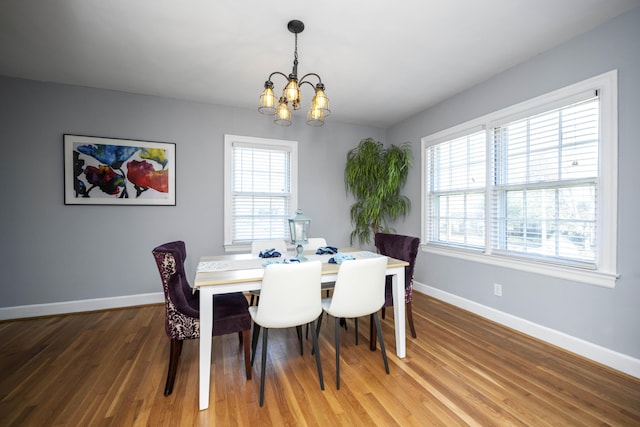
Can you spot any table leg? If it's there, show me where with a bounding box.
[199,288,214,410]
[391,267,406,358]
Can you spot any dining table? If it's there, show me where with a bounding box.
[193,248,408,410]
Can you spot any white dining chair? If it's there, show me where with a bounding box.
[249,261,324,406]
[317,256,390,389]
[250,239,288,256]
[302,237,327,252]
[303,237,332,303]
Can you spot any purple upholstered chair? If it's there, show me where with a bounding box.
[369,233,420,350]
[152,241,251,396]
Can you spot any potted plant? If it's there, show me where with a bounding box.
[345,137,412,245]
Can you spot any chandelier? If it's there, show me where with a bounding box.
[258,20,330,127]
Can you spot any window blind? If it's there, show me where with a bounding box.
[426,130,486,249]
[231,144,291,242]
[490,95,599,267]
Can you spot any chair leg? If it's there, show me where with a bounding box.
[335,317,341,390]
[309,320,324,390]
[407,301,417,338]
[242,329,252,380]
[296,325,304,355]
[316,312,324,334]
[306,311,322,339]
[373,312,390,374]
[382,306,386,319]
[251,324,261,366]
[369,313,377,351]
[369,301,417,351]
[312,314,324,356]
[259,328,269,406]
[164,339,183,396]
[339,317,348,330]
[354,317,359,345]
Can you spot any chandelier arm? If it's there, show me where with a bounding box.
[267,71,291,83]
[298,81,317,91]
[298,73,323,85]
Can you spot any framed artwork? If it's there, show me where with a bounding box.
[64,134,176,205]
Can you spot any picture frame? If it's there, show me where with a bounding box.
[64,134,176,206]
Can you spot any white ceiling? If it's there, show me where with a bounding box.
[1,0,638,128]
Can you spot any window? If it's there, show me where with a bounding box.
[422,71,618,287]
[224,135,297,251]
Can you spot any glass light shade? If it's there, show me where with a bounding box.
[284,79,301,109]
[313,87,331,117]
[288,208,311,244]
[274,98,292,126]
[306,102,325,126]
[258,86,276,115]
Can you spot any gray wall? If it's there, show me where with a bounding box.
[0,77,383,306]
[387,7,640,359]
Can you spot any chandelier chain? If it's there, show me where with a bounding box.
[293,33,299,76]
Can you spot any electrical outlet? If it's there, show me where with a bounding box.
[494,283,503,297]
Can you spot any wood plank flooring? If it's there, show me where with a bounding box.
[1,293,639,426]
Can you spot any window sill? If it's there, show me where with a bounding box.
[421,244,618,288]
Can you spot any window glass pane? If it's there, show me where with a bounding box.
[427,130,486,249]
[557,186,596,260]
[496,97,598,186]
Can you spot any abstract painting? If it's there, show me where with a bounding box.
[64,134,176,205]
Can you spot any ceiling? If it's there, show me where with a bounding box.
[1,0,638,128]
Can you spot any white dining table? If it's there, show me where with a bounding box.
[193,249,407,410]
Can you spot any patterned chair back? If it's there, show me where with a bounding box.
[152,241,200,340]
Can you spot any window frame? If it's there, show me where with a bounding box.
[421,70,618,288]
[224,134,298,252]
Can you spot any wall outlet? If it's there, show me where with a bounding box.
[494,283,503,297]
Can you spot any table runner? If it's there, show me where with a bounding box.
[196,250,382,273]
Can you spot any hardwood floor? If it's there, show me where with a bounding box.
[1,293,639,426]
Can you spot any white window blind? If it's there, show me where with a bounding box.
[491,95,599,268]
[421,70,618,287]
[224,135,297,247]
[426,130,486,249]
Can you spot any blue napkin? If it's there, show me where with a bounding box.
[316,246,338,255]
[259,248,282,258]
[328,252,355,264]
[262,258,300,267]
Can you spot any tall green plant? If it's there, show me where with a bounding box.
[345,138,412,245]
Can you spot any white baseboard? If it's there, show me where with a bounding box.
[0,292,164,321]
[413,282,640,379]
